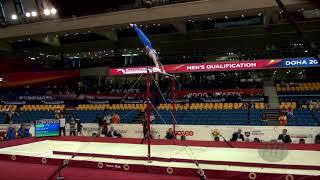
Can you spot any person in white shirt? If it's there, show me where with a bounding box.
[150,112,155,123]
[59,115,66,136]
[100,114,111,137]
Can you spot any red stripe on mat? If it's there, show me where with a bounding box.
[52,150,320,171]
[0,154,318,180]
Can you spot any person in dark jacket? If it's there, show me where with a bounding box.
[6,124,16,140]
[277,129,292,143]
[231,129,244,141]
[315,133,320,144]
[165,128,175,140]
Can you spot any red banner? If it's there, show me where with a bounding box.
[109,57,319,76]
[109,59,279,75]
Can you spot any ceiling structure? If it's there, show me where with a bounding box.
[0,0,319,68]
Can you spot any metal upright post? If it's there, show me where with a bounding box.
[146,66,151,162]
[171,76,176,143]
[0,1,6,24]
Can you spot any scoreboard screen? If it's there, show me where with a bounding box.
[35,119,60,137]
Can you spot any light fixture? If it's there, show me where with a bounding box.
[241,14,244,18]
[44,9,50,16]
[50,8,57,15]
[26,12,31,17]
[31,11,37,17]
[11,14,18,20]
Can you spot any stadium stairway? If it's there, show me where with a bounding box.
[263,109,279,126]
[131,111,145,124]
[264,80,279,109]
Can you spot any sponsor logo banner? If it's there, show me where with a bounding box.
[1,101,26,105]
[88,100,109,104]
[109,57,319,75]
[1,124,318,143]
[42,101,64,105]
[19,96,54,100]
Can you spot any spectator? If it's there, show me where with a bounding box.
[315,133,320,144]
[299,138,305,144]
[286,107,295,117]
[280,107,287,115]
[279,114,287,126]
[103,114,111,125]
[101,118,109,137]
[76,119,83,136]
[69,118,77,136]
[59,115,66,136]
[113,130,122,138]
[24,125,31,137]
[55,107,61,119]
[17,123,25,138]
[107,127,122,138]
[17,123,30,138]
[277,129,292,143]
[230,129,244,141]
[111,113,120,124]
[150,112,155,123]
[3,109,16,124]
[165,128,175,139]
[96,115,103,136]
[253,137,261,142]
[0,131,6,141]
[6,124,16,140]
[315,100,320,111]
[181,135,186,140]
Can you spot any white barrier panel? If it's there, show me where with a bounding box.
[1,124,319,143]
[81,123,320,143]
